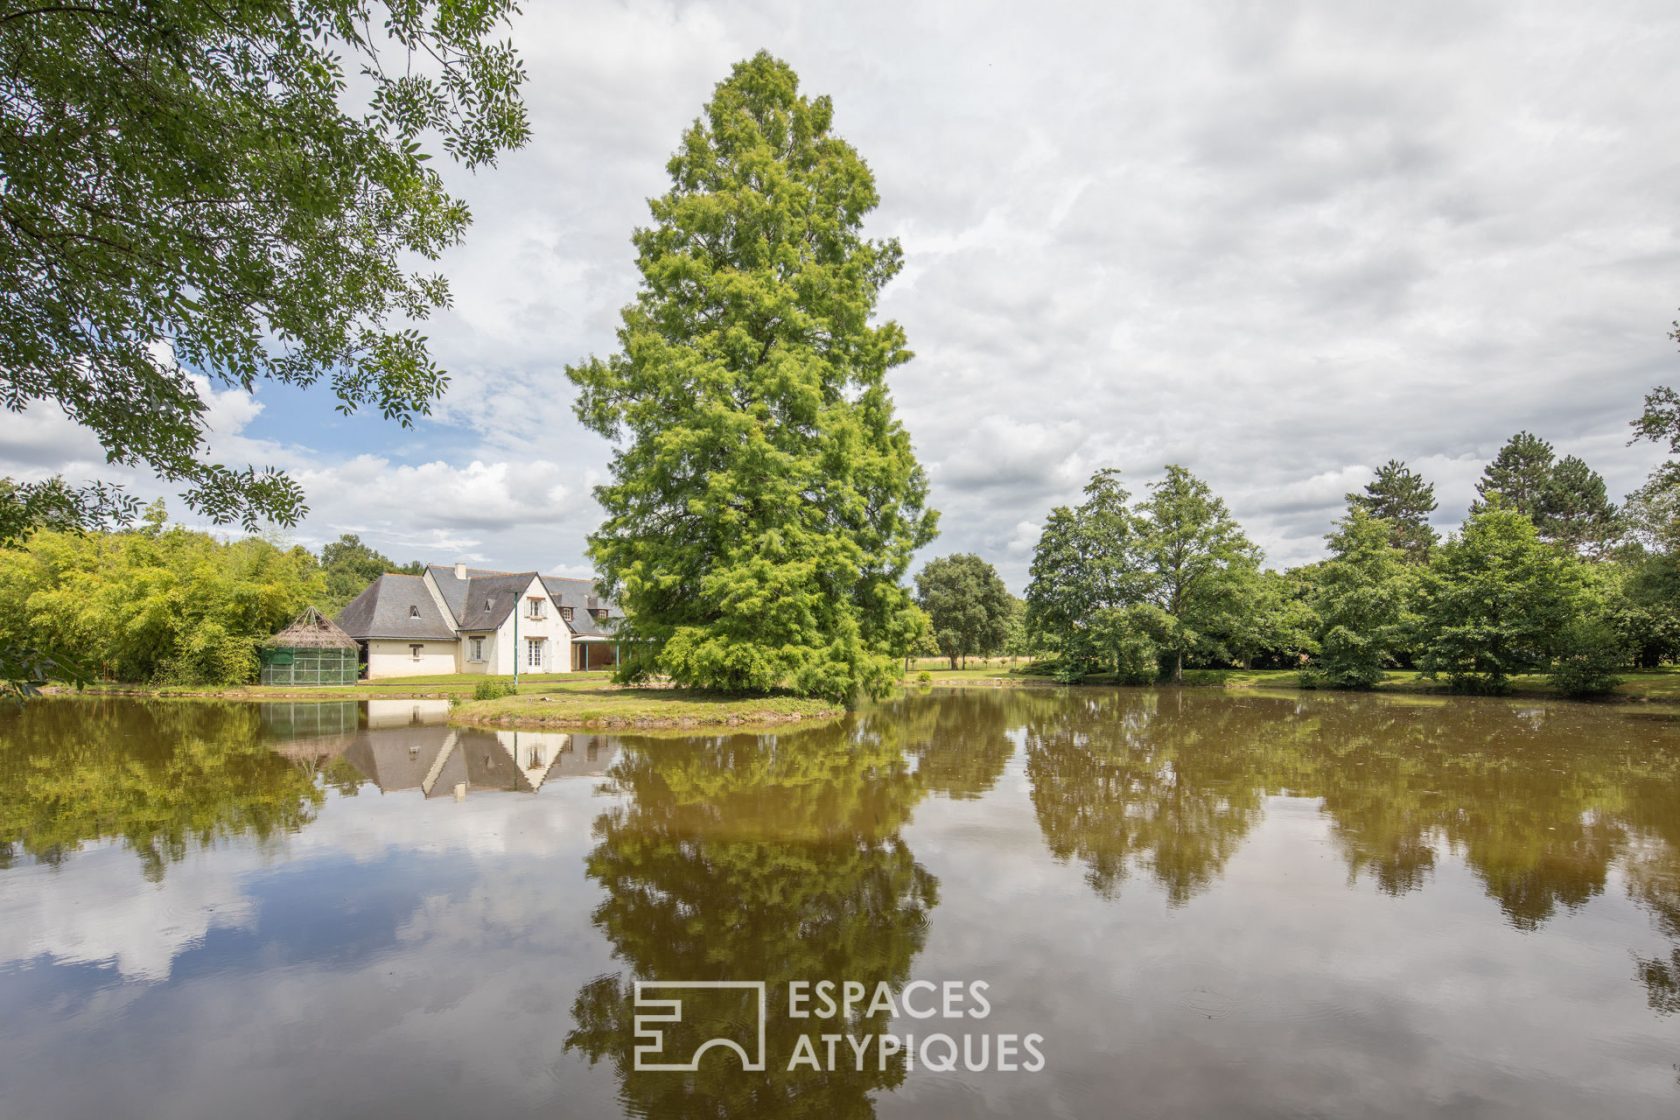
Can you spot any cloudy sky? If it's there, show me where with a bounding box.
[3,0,1678,589]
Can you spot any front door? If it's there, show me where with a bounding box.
[526,637,545,672]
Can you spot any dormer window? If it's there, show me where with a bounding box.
[560,606,574,622]
[408,605,420,618]
[590,607,609,621]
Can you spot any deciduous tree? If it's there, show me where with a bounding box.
[1307,509,1410,689]
[1412,507,1591,692]
[0,1,528,528]
[1025,469,1146,681]
[1134,465,1263,682]
[913,554,1012,669]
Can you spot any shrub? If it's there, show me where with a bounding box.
[1549,620,1625,698]
[1112,629,1160,685]
[915,670,932,685]
[473,679,518,701]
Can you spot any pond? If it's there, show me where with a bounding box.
[1,690,1678,1118]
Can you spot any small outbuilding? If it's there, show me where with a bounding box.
[261,607,361,686]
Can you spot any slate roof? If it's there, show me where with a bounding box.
[342,725,454,792]
[426,565,529,631]
[427,564,619,638]
[335,574,457,641]
[540,575,619,639]
[463,573,538,630]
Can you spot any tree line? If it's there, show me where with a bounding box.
[913,391,1680,697]
[0,501,418,688]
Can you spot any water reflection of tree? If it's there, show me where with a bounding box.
[1024,690,1280,905]
[1019,689,1680,1015]
[865,689,1024,800]
[1617,746,1680,1015]
[1298,700,1647,930]
[565,720,936,1118]
[0,698,325,879]
[1021,690,1680,938]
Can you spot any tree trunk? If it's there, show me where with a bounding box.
[1173,649,1184,683]
[948,654,958,671]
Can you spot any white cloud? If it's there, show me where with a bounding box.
[3,0,1678,586]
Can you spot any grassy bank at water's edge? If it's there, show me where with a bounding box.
[47,662,1680,709]
[449,686,841,729]
[903,660,1680,704]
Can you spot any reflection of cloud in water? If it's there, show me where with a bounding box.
[0,704,619,982]
[0,843,257,981]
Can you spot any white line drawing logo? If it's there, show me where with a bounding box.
[632,980,768,1072]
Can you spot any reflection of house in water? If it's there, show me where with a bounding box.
[342,724,615,797]
[365,699,453,728]
[262,700,617,797]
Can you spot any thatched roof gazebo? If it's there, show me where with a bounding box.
[261,607,361,686]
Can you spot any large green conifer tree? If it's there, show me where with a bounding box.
[567,53,936,702]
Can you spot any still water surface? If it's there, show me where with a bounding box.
[1,690,1678,1118]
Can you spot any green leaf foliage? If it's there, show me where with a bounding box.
[1412,506,1595,693]
[566,53,936,703]
[1025,469,1147,681]
[1474,433,1619,555]
[0,515,327,686]
[1135,465,1264,682]
[1306,509,1411,689]
[0,1,529,529]
[913,553,1013,669]
[1027,466,1262,682]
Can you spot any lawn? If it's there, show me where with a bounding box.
[898,659,1680,704]
[75,671,620,701]
[450,686,841,729]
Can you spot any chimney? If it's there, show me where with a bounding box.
[454,561,467,580]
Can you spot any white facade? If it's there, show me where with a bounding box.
[340,564,617,681]
[418,571,576,676]
[483,575,572,675]
[365,639,459,678]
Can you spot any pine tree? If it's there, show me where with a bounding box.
[1474,432,1556,517]
[566,53,936,703]
[1346,460,1438,562]
[1540,455,1619,556]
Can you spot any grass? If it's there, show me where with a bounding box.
[898,658,1680,705]
[450,686,842,729]
[72,671,619,701]
[60,659,1680,712]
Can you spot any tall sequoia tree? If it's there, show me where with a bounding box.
[568,53,936,702]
